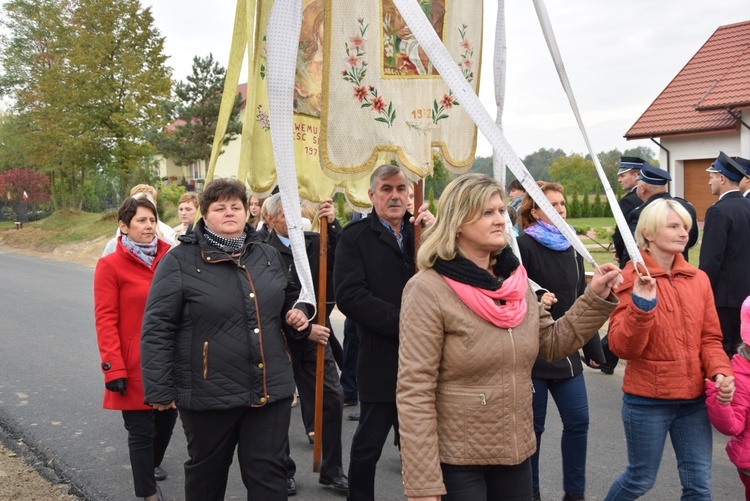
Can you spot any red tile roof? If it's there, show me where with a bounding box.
[165,83,248,132]
[625,20,750,140]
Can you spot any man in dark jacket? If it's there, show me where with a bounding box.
[600,157,646,374]
[263,193,349,494]
[622,163,699,264]
[737,156,750,198]
[699,152,750,356]
[334,164,433,501]
[612,157,646,268]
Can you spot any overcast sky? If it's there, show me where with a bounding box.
[145,0,748,159]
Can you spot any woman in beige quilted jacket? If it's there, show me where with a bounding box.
[396,174,621,501]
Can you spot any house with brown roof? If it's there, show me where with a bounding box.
[625,20,750,220]
[153,83,248,184]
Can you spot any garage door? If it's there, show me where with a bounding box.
[683,158,716,221]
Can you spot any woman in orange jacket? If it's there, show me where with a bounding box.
[605,198,734,500]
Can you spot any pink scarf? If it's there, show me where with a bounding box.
[443,265,528,329]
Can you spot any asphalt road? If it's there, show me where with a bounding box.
[0,251,744,500]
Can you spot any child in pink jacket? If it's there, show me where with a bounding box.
[706,295,750,499]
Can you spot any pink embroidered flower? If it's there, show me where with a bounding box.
[371,95,386,113]
[349,35,366,49]
[459,38,471,51]
[440,94,455,109]
[353,86,368,102]
[345,55,361,67]
[463,59,472,69]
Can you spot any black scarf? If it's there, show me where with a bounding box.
[433,247,520,291]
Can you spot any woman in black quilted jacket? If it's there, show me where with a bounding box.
[140,178,314,501]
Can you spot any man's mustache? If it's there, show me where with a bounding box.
[388,200,402,208]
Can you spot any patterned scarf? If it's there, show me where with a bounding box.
[203,227,247,253]
[120,234,158,267]
[434,249,528,329]
[524,220,572,251]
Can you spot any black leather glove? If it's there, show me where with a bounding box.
[105,378,127,396]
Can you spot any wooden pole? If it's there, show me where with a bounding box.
[312,220,327,472]
[414,179,424,269]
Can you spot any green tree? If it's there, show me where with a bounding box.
[150,54,244,178]
[0,0,172,210]
[521,148,566,181]
[425,154,452,198]
[427,187,436,215]
[0,112,30,172]
[591,185,603,217]
[569,187,581,218]
[548,154,595,195]
[581,190,591,217]
[470,155,493,176]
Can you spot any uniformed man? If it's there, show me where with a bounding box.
[598,157,647,374]
[736,156,750,198]
[622,163,699,264]
[699,151,750,356]
[612,156,647,268]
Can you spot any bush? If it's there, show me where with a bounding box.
[573,225,591,235]
[158,183,186,207]
[1,206,16,222]
[594,227,614,241]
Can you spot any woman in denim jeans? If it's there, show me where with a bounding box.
[605,199,735,500]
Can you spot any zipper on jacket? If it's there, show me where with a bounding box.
[438,389,487,405]
[509,327,520,462]
[202,341,208,380]
[668,275,694,379]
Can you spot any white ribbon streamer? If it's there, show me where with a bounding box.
[391,0,596,268]
[492,0,507,187]
[266,0,317,315]
[531,0,642,267]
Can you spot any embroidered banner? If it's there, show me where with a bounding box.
[320,0,482,180]
[242,0,371,208]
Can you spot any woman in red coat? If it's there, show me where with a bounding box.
[94,196,175,501]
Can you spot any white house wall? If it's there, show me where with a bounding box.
[660,131,740,197]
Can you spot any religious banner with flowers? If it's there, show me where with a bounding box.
[241,0,371,207]
[320,0,482,180]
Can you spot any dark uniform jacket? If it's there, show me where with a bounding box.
[140,220,309,411]
[612,188,642,269]
[517,234,605,379]
[699,191,750,308]
[334,211,415,403]
[623,192,699,264]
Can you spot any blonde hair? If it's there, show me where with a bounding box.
[300,200,321,233]
[518,181,564,229]
[417,174,505,270]
[635,198,692,251]
[130,184,158,200]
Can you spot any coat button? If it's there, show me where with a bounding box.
[249,293,255,298]
[206,257,211,261]
[258,363,263,368]
[260,397,266,403]
[254,328,259,333]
